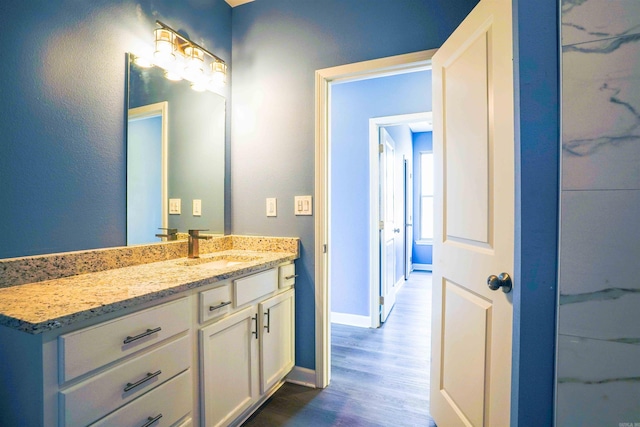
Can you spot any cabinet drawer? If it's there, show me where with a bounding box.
[60,335,191,427]
[200,283,232,324]
[59,297,190,383]
[90,369,192,427]
[278,263,296,288]
[234,269,278,307]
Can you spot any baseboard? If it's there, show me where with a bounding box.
[331,312,372,328]
[286,366,317,388]
[413,263,432,271]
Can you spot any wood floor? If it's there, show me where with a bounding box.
[242,271,436,427]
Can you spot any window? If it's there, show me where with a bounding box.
[419,152,434,241]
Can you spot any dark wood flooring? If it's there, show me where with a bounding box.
[242,271,436,427]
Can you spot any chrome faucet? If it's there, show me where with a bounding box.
[155,228,178,241]
[188,229,212,258]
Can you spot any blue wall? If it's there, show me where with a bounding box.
[330,71,430,317]
[231,0,477,370]
[0,0,231,259]
[0,0,559,422]
[412,131,433,266]
[511,0,559,424]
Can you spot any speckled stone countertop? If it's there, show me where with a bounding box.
[0,236,299,335]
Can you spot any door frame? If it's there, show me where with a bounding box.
[314,50,436,388]
[370,113,432,328]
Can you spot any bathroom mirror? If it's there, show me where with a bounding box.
[127,54,225,245]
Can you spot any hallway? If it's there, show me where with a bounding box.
[243,272,435,426]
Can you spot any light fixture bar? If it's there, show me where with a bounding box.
[155,20,226,67]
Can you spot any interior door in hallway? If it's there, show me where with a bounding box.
[380,128,399,323]
[430,0,515,425]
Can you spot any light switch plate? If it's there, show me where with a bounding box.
[266,198,277,217]
[193,199,202,216]
[169,198,181,215]
[294,195,312,216]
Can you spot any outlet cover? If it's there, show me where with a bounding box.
[193,199,202,216]
[266,198,277,217]
[169,198,181,215]
[294,196,312,216]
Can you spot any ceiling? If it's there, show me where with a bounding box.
[225,0,255,7]
[409,121,433,133]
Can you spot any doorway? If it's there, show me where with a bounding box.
[127,101,168,245]
[315,50,436,387]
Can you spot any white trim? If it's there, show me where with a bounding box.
[286,366,317,388]
[413,263,433,271]
[314,49,436,389]
[331,312,372,328]
[415,239,433,245]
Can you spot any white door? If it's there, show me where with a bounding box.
[380,128,398,323]
[404,158,413,278]
[430,0,515,425]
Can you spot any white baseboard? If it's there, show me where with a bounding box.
[331,312,372,328]
[413,263,432,271]
[286,366,316,388]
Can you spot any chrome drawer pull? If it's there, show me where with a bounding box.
[123,327,162,344]
[285,274,298,280]
[141,414,163,427]
[124,370,162,392]
[209,301,232,311]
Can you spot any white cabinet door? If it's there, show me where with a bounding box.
[200,305,259,427]
[259,289,295,393]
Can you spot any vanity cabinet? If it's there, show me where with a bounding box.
[200,264,296,427]
[58,298,192,427]
[0,260,296,427]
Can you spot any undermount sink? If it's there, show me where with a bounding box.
[176,255,259,268]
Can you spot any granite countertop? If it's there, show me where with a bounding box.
[0,249,297,335]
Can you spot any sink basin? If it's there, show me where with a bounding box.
[176,255,259,268]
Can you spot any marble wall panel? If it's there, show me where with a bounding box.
[562,36,640,190]
[562,0,640,46]
[558,2,640,423]
[559,190,640,295]
[557,334,640,426]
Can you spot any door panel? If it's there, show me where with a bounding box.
[444,32,490,245]
[430,0,514,425]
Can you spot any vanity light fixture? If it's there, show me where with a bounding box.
[144,20,228,92]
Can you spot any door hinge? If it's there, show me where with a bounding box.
[379,221,384,230]
[379,296,385,305]
[323,244,327,253]
[379,143,384,153]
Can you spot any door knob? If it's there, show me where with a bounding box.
[487,273,513,293]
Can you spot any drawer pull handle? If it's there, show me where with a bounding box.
[141,414,163,427]
[123,327,162,344]
[285,274,298,280]
[124,370,162,392]
[252,314,259,340]
[209,301,232,311]
[264,308,271,333]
